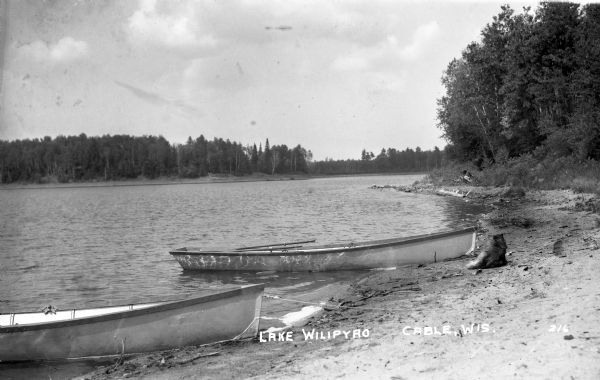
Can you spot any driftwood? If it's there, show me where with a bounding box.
[176,352,220,365]
[437,188,469,198]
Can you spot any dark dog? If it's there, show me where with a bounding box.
[466,234,507,269]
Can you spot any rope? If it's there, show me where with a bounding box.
[232,316,261,340]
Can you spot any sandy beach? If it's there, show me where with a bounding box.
[77,186,600,380]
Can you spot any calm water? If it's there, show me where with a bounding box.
[0,175,483,314]
[0,174,486,378]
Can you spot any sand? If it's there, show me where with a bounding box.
[79,186,600,380]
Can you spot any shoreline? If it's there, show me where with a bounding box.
[0,174,311,191]
[4,184,596,379]
[0,172,427,191]
[71,184,600,379]
[78,184,600,379]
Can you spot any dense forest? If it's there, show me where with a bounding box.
[0,135,312,183]
[438,2,600,165]
[0,134,442,184]
[310,147,444,175]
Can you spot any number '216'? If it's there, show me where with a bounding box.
[548,324,569,333]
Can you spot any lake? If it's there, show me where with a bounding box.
[0,174,483,316]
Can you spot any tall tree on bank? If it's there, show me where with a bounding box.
[438,2,600,163]
[569,4,600,159]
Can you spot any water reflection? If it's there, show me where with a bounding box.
[436,196,488,229]
[176,269,371,293]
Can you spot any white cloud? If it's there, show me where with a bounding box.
[331,55,369,71]
[18,37,89,63]
[397,21,440,61]
[331,20,440,72]
[366,71,408,94]
[127,0,218,52]
[125,0,406,55]
[329,21,439,93]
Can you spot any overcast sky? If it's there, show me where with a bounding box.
[0,0,531,160]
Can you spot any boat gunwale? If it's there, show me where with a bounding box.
[0,284,264,333]
[170,227,476,257]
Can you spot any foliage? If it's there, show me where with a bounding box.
[470,155,600,193]
[0,134,312,184]
[310,146,444,175]
[0,134,446,183]
[438,2,600,163]
[425,154,600,194]
[419,160,478,187]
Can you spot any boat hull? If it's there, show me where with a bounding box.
[0,284,263,362]
[171,228,476,272]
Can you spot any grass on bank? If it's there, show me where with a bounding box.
[422,155,600,195]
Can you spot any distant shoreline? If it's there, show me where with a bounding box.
[0,172,427,190]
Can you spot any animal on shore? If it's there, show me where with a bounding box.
[466,234,508,269]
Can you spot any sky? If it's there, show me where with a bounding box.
[0,0,532,160]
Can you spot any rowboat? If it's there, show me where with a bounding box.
[0,284,264,362]
[170,227,477,272]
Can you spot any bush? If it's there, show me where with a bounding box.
[428,155,600,194]
[419,161,479,186]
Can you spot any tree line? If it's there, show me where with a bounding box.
[0,133,445,183]
[311,147,444,175]
[437,2,600,165]
[0,134,312,183]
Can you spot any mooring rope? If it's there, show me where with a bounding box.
[232,316,261,340]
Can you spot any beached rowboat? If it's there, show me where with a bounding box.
[170,227,476,272]
[0,284,264,362]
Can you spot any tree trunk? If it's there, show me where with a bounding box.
[472,104,496,161]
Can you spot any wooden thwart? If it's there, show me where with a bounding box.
[235,239,316,251]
